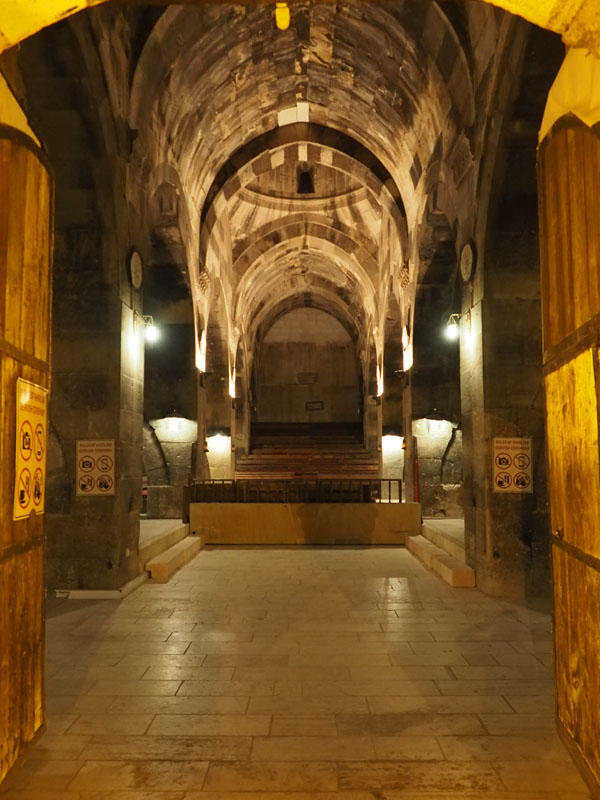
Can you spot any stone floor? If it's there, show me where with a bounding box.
[1,546,591,799]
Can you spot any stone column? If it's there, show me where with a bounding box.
[401,373,415,502]
[461,244,547,601]
[460,184,550,604]
[192,372,209,481]
[46,267,145,590]
[232,374,251,463]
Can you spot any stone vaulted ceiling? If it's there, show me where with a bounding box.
[115,1,488,382]
[3,0,545,393]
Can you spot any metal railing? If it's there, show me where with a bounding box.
[187,478,402,504]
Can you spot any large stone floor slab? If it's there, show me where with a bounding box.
[0,546,591,799]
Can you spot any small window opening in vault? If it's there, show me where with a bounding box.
[297,166,315,194]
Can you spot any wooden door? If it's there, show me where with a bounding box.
[539,117,600,795]
[0,127,52,783]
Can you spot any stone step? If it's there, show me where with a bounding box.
[145,536,204,582]
[138,522,189,568]
[407,535,475,588]
[421,521,465,561]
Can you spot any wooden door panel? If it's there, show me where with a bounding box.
[0,132,52,784]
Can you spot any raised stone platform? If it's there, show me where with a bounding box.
[138,520,190,570]
[145,535,204,582]
[189,502,421,545]
[407,518,475,588]
[422,518,466,560]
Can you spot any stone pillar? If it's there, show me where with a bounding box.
[363,395,382,460]
[363,346,381,458]
[461,251,547,600]
[539,112,600,797]
[232,379,251,462]
[0,88,51,780]
[46,274,145,589]
[192,373,209,480]
[402,373,415,502]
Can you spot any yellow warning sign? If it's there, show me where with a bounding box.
[13,378,48,520]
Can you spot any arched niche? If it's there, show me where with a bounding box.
[253,306,362,428]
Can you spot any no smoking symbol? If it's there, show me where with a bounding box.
[514,453,530,469]
[97,455,113,472]
[34,424,44,461]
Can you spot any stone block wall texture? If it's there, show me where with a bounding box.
[143,323,197,421]
[145,485,183,519]
[382,423,463,517]
[206,434,233,479]
[256,308,361,424]
[414,419,463,518]
[142,417,196,518]
[459,25,559,606]
[45,299,145,590]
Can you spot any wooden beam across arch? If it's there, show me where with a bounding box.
[0,0,599,57]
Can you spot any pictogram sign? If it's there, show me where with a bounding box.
[13,378,48,520]
[493,437,533,494]
[17,468,31,509]
[76,440,115,496]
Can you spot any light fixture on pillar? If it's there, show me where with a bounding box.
[444,313,460,341]
[275,2,290,30]
[141,315,159,343]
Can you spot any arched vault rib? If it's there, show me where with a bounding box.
[200,123,408,225]
[231,215,380,281]
[251,290,362,352]
[198,129,409,275]
[232,237,378,333]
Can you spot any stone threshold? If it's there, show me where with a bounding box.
[54,571,147,601]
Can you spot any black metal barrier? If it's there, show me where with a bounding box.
[187,478,402,505]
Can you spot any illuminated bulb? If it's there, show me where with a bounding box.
[445,315,460,341]
[145,324,159,343]
[445,321,459,341]
[275,2,290,30]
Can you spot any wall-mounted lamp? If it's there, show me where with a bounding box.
[444,313,460,341]
[444,311,471,342]
[141,315,160,343]
[275,2,290,30]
